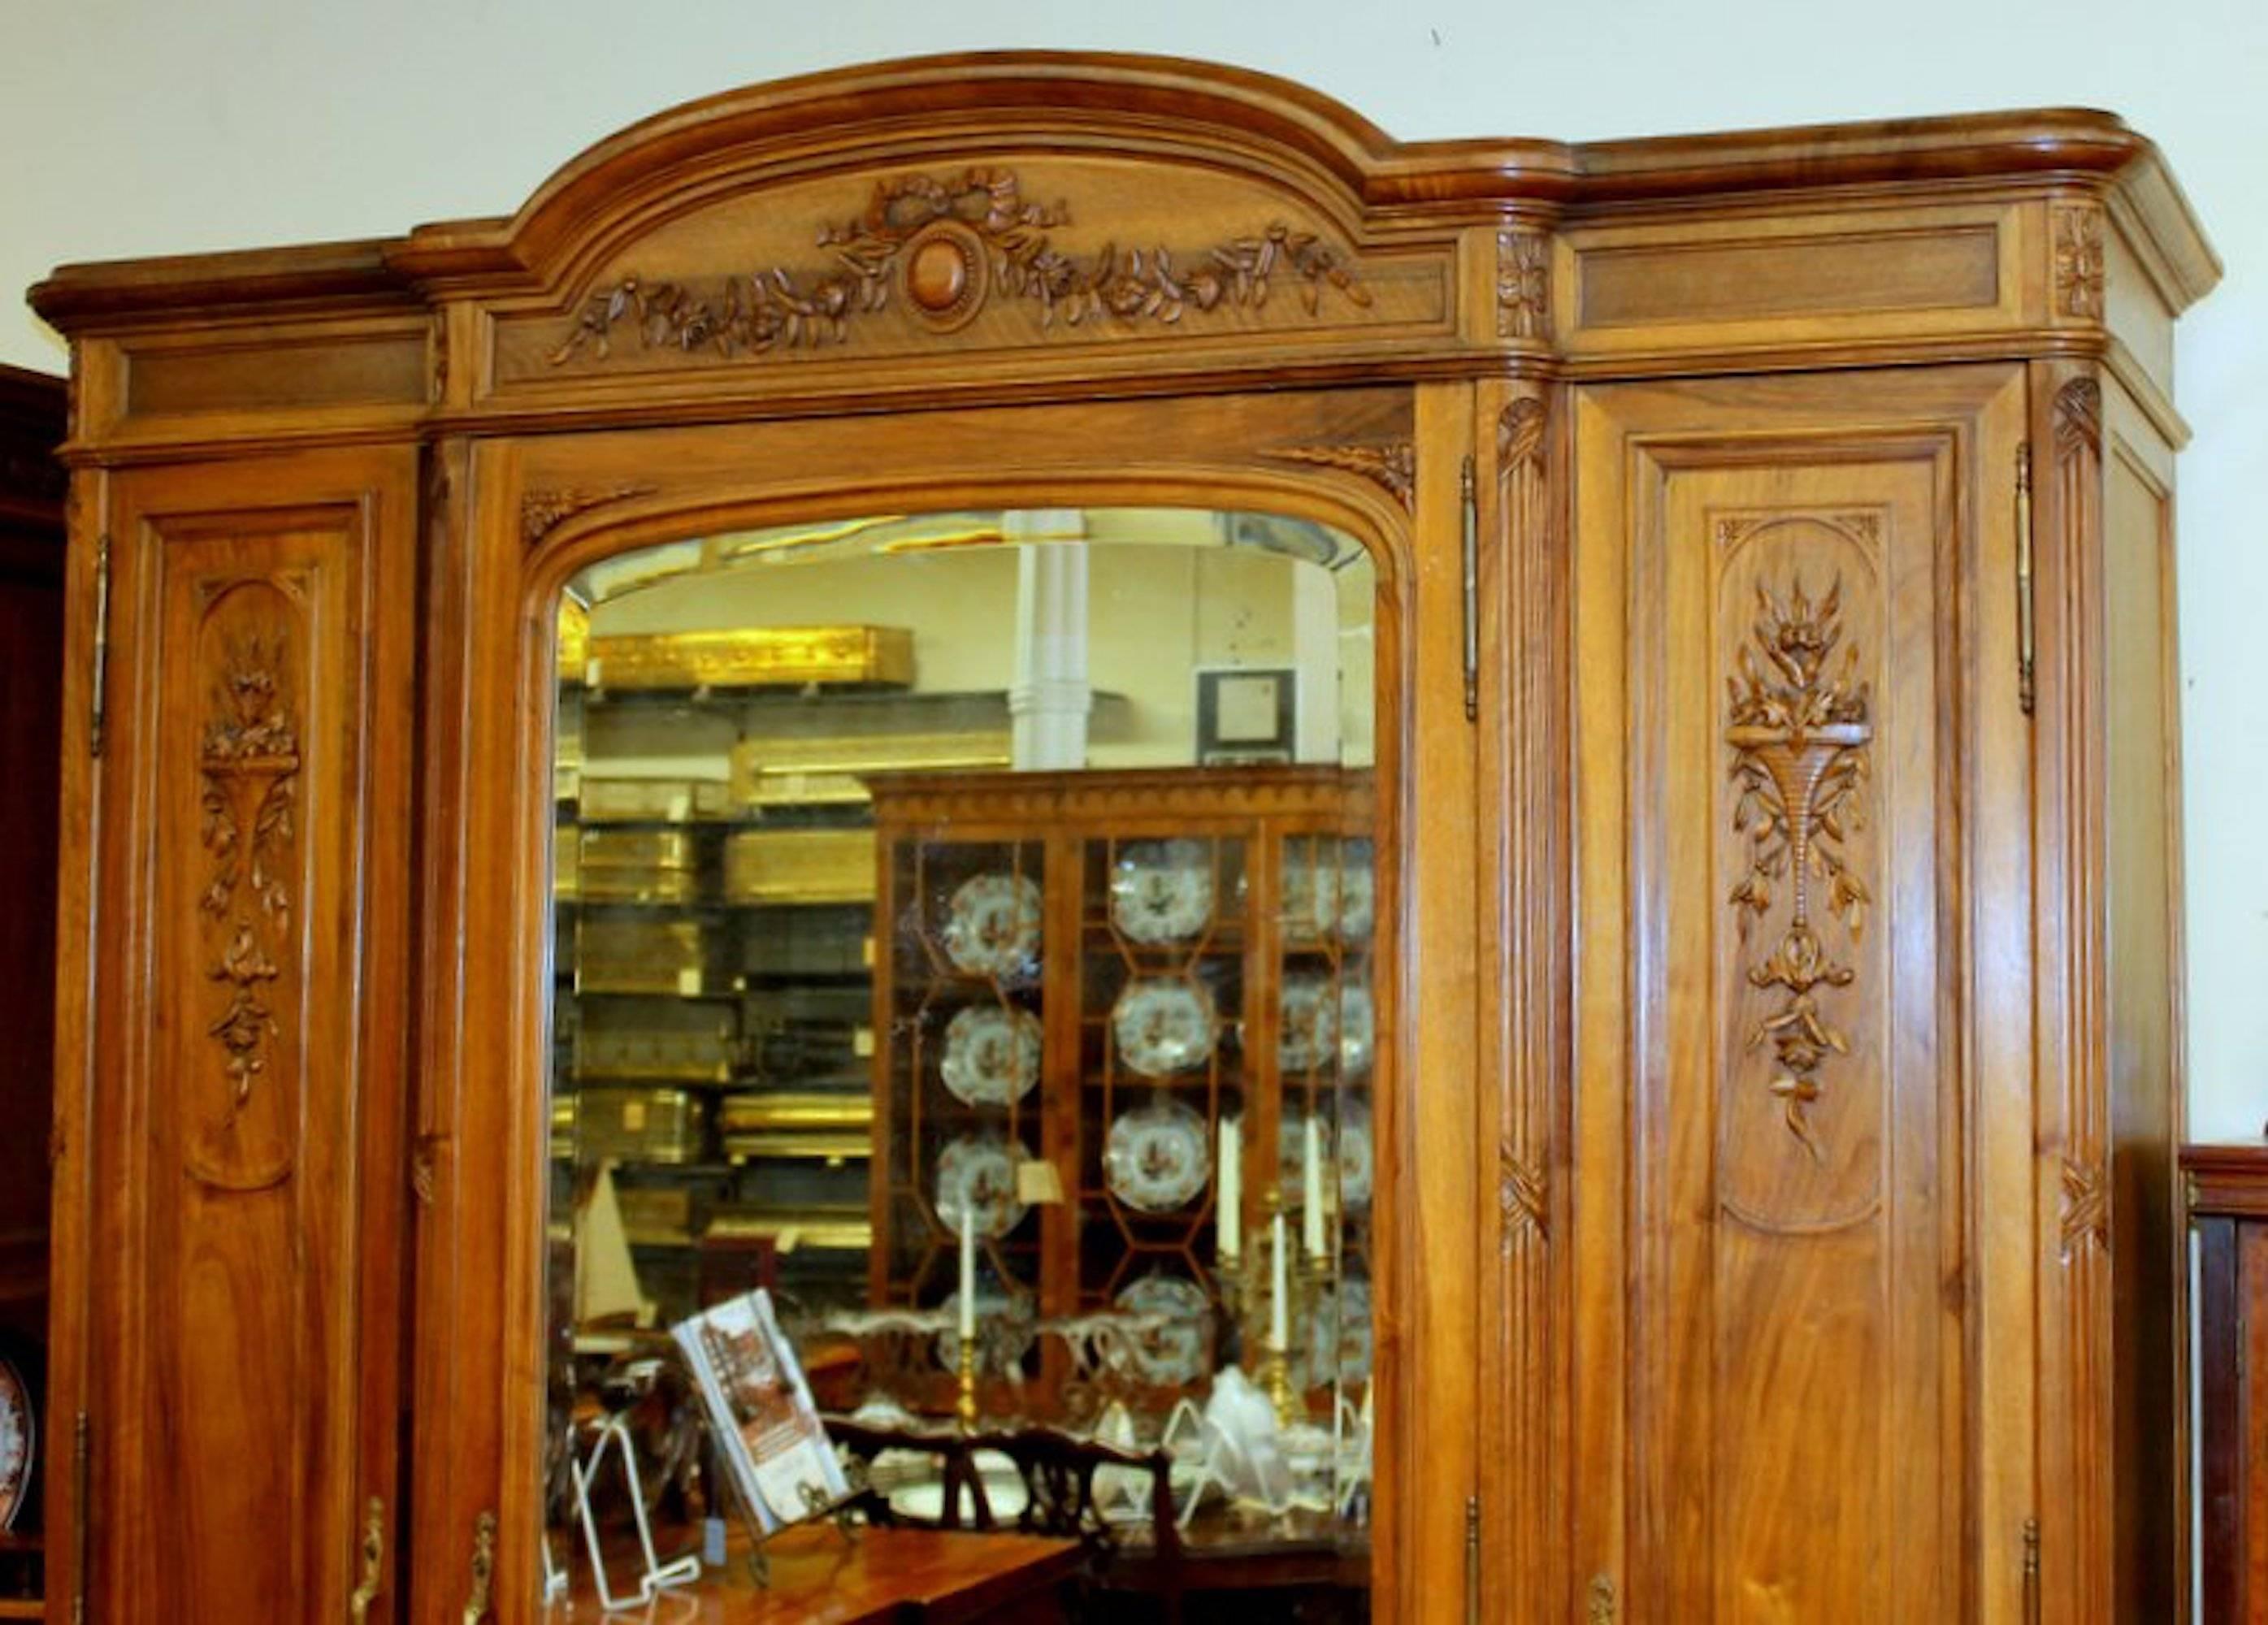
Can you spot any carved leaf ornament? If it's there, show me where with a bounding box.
[1725,575,1872,1159]
[549,167,1371,365]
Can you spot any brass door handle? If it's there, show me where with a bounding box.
[348,1497,384,1623]
[462,1511,497,1625]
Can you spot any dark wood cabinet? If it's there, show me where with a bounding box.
[0,366,63,1618]
[27,57,2218,1625]
[2186,1146,2268,1623]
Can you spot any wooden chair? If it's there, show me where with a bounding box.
[823,1415,989,1530]
[969,1425,1185,1624]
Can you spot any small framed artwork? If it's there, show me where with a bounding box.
[1195,667,1296,765]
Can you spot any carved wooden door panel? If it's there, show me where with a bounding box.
[1568,368,2034,1623]
[65,449,416,1624]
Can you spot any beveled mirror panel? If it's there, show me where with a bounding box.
[540,505,1381,1614]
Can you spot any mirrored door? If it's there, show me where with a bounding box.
[537,505,1384,1616]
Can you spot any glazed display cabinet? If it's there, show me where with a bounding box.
[28,53,2215,1625]
[865,767,1377,1419]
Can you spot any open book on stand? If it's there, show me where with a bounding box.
[672,1289,848,1532]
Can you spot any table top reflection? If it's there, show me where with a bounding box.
[541,1523,1082,1625]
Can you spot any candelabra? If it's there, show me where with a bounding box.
[1216,1185,1333,1429]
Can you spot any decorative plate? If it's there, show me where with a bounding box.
[1114,1274,1212,1387]
[935,1291,1037,1370]
[1103,1097,1212,1213]
[1278,973,1338,1072]
[1109,839,1215,944]
[939,1003,1042,1107]
[1337,980,1375,1076]
[0,1355,29,1533]
[940,872,1043,979]
[1277,1112,1329,1208]
[1334,840,1377,941]
[935,1135,1027,1239]
[1112,978,1218,1077]
[1302,1276,1373,1386]
[1285,838,1377,942]
[1338,1102,1374,1211]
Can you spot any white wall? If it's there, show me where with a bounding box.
[4,0,2261,1133]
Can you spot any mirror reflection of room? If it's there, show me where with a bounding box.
[544,507,1379,1614]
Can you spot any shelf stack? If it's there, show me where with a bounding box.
[550,617,1012,1326]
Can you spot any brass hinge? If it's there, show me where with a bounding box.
[2023,1515,2041,1625]
[1464,1493,1481,1624]
[349,1496,385,1623]
[72,1412,90,1625]
[2015,443,2036,716]
[1459,453,1479,722]
[1589,1573,1618,1623]
[89,532,111,756]
[462,1510,497,1623]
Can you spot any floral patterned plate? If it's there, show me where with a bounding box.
[1278,1111,1329,1208]
[1338,1100,1374,1211]
[1284,838,1377,942]
[935,1135,1027,1239]
[0,1354,30,1533]
[1300,1276,1373,1385]
[1115,1274,1212,1387]
[1103,1097,1212,1212]
[1109,839,1214,944]
[941,872,1042,979]
[1278,972,1338,1072]
[939,1003,1042,1107]
[1112,977,1218,1077]
[1337,980,1375,1076]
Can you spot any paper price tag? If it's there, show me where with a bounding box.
[1017,1160,1065,1205]
[853,1026,875,1058]
[667,790,691,822]
[677,968,704,997]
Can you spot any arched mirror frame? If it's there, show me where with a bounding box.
[414,387,1488,1623]
[369,58,1524,1625]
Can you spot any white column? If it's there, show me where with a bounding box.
[1291,557,1342,764]
[1008,509,1091,770]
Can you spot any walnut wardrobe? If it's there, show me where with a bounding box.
[28,54,2216,1625]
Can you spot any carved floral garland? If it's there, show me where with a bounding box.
[549,167,1371,365]
[1725,575,1872,1159]
[199,636,299,1119]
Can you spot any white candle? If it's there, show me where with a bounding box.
[1269,1209,1289,1353]
[958,1199,977,1343]
[1303,1117,1326,1260]
[1217,1118,1242,1258]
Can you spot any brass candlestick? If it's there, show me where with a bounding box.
[954,1337,979,1432]
[1260,1341,1296,1428]
[1225,1186,1309,1428]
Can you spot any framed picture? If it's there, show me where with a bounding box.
[1195,666,1296,765]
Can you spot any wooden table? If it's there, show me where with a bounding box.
[544,1523,1082,1623]
[1093,1502,1368,1606]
